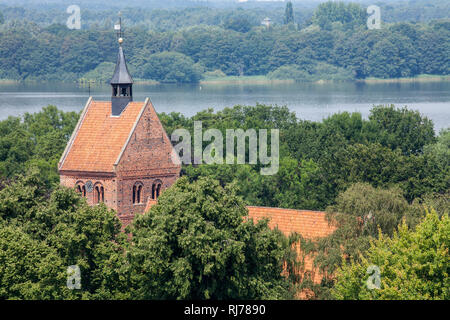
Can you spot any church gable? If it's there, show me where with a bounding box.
[115,99,180,177]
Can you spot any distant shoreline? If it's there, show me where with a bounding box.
[1,75,449,85]
[360,75,450,84]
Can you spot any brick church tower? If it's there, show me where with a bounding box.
[58,35,181,227]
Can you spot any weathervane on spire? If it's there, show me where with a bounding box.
[114,12,123,45]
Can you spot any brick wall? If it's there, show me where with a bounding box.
[115,101,181,217]
[60,173,117,210]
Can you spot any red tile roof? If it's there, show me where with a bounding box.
[246,206,335,239]
[59,99,147,173]
[142,200,335,240]
[247,206,336,289]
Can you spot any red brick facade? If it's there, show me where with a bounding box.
[59,97,181,225]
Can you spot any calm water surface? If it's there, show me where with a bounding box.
[0,81,449,131]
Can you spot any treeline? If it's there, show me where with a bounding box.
[0,2,449,82]
[0,104,448,213]
[0,103,448,299]
[1,0,449,28]
[160,104,449,210]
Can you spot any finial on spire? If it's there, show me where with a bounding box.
[111,12,133,116]
[114,12,123,45]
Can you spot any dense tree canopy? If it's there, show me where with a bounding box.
[284,1,294,25]
[127,177,299,299]
[140,51,203,83]
[0,3,448,82]
[310,1,366,30]
[0,172,129,299]
[332,209,449,300]
[0,106,78,187]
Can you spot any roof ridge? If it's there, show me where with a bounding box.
[246,205,326,214]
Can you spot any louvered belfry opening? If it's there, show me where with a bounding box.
[110,45,133,116]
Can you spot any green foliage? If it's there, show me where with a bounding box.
[424,129,450,168]
[223,16,253,33]
[141,51,203,83]
[310,1,366,30]
[268,63,354,82]
[365,105,436,155]
[184,157,327,211]
[126,177,299,299]
[203,69,227,79]
[160,103,447,210]
[0,172,130,299]
[0,9,448,81]
[299,183,430,299]
[332,209,449,300]
[0,106,79,187]
[81,62,115,83]
[0,224,67,299]
[284,1,294,25]
[0,101,447,300]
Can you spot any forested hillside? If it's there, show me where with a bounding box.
[0,1,448,82]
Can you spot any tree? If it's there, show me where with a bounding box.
[223,16,252,33]
[284,1,294,25]
[364,105,436,155]
[311,1,366,30]
[424,129,450,169]
[332,209,449,300]
[0,105,79,187]
[0,171,130,299]
[0,224,68,299]
[141,51,203,83]
[126,177,299,299]
[299,183,416,299]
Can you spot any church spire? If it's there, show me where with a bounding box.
[111,14,133,116]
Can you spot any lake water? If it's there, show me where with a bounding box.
[0,81,449,131]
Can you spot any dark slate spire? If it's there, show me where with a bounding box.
[111,38,133,116]
[110,45,133,85]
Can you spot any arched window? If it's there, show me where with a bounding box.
[94,186,100,204]
[156,184,161,198]
[152,180,163,199]
[137,185,142,203]
[133,183,143,204]
[94,183,104,204]
[75,182,86,197]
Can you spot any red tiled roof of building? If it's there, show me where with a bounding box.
[59,99,147,173]
[246,206,335,239]
[143,200,335,240]
[247,206,336,288]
